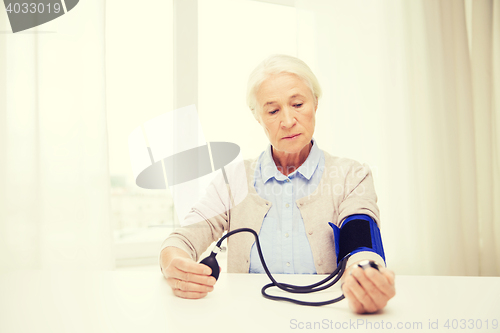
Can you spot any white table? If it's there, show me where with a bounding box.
[1,271,499,333]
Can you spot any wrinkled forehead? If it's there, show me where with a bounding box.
[256,73,314,104]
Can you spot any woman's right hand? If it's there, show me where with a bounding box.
[160,247,218,299]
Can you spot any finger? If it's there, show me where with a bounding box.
[166,260,216,287]
[367,268,396,299]
[349,267,379,313]
[353,268,387,310]
[168,267,217,287]
[174,257,212,276]
[166,278,215,293]
[380,267,396,285]
[173,289,208,299]
[342,281,365,314]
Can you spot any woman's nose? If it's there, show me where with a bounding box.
[280,108,296,128]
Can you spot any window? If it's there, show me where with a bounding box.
[106,0,297,267]
[106,0,174,266]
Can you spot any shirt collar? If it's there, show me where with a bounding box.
[259,139,320,183]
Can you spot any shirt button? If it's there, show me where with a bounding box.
[286,262,290,267]
[285,233,289,238]
[286,203,289,208]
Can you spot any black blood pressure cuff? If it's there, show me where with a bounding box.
[328,214,386,265]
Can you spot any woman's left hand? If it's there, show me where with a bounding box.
[342,264,396,314]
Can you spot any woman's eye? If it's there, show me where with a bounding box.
[269,110,278,115]
[294,103,303,108]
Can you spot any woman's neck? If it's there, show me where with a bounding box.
[272,142,312,176]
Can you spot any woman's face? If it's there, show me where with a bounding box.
[255,73,317,156]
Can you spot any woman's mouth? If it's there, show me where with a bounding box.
[283,133,300,140]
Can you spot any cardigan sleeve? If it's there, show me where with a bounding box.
[337,161,385,267]
[338,161,380,227]
[159,173,232,263]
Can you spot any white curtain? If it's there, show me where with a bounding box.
[0,1,113,271]
[297,0,500,276]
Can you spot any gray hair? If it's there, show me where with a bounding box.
[246,54,322,117]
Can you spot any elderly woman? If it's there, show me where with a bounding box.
[160,54,395,314]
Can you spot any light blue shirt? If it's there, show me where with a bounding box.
[249,139,325,274]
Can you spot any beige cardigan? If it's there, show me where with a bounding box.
[160,151,384,274]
